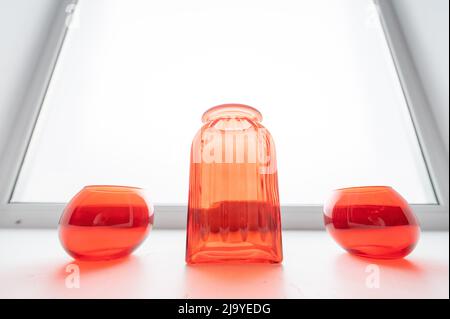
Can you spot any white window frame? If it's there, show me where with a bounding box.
[0,0,448,229]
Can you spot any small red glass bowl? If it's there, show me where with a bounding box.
[59,185,154,261]
[323,186,420,259]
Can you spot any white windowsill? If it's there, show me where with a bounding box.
[0,229,448,299]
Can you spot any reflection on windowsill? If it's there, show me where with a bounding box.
[183,264,285,299]
[332,252,449,298]
[49,255,145,298]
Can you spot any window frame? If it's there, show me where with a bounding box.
[0,0,448,229]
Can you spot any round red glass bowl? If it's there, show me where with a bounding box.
[59,185,154,261]
[324,186,420,259]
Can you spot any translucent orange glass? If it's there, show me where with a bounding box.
[59,185,153,261]
[324,186,420,259]
[186,104,283,264]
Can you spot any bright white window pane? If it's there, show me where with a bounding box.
[12,0,436,204]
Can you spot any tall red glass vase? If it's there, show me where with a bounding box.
[186,104,283,264]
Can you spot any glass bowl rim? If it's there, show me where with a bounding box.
[82,185,143,193]
[333,185,394,193]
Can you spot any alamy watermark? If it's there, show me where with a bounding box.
[365,264,380,289]
[191,128,277,174]
[65,2,80,29]
[65,264,80,289]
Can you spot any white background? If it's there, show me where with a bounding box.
[0,0,448,208]
[11,0,435,204]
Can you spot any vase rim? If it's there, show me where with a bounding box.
[202,103,263,123]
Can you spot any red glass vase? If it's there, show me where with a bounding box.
[59,185,153,261]
[324,186,420,259]
[186,104,283,264]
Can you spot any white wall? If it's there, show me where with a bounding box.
[0,0,60,156]
[392,0,449,154]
